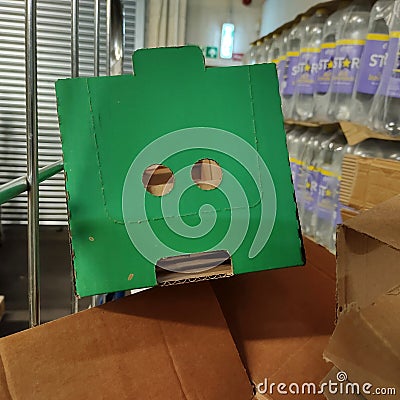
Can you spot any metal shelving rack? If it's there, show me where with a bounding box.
[0,0,143,327]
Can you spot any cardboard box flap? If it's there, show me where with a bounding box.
[337,180,400,316]
[0,283,253,400]
[324,286,400,399]
[340,121,400,146]
[213,238,336,400]
[342,195,400,251]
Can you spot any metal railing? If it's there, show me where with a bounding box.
[0,0,117,327]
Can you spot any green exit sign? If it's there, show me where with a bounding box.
[205,46,218,59]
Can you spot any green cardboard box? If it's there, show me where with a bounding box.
[56,46,304,297]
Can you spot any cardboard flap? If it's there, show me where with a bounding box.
[0,283,253,400]
[324,287,400,399]
[342,195,400,251]
[132,46,205,77]
[339,121,400,146]
[213,238,336,400]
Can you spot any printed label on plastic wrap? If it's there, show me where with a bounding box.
[331,40,365,94]
[316,43,336,94]
[356,34,389,95]
[377,33,400,98]
[295,49,320,95]
[283,52,300,96]
[289,157,301,191]
[316,173,340,222]
[303,168,321,212]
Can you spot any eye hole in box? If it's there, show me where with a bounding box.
[156,250,233,285]
[191,159,222,190]
[142,164,174,196]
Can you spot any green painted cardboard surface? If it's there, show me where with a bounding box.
[56,46,304,297]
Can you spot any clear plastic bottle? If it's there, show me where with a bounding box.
[270,33,282,79]
[352,0,394,123]
[353,138,387,158]
[282,16,308,120]
[314,3,350,121]
[314,131,348,251]
[255,40,265,64]
[371,1,400,136]
[295,127,322,218]
[248,43,258,64]
[261,37,272,64]
[328,0,372,121]
[286,125,307,191]
[293,9,329,121]
[354,138,400,159]
[270,33,280,62]
[299,128,339,237]
[379,140,400,160]
[266,37,274,63]
[278,30,289,94]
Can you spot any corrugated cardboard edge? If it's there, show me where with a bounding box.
[324,287,400,400]
[339,155,400,212]
[321,367,366,400]
[341,195,400,252]
[340,208,359,223]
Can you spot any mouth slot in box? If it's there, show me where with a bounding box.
[156,250,233,285]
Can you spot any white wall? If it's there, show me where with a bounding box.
[260,0,330,36]
[185,0,264,57]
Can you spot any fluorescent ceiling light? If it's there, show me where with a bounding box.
[220,23,235,59]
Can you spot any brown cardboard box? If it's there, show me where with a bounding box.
[0,283,252,400]
[323,195,400,400]
[213,237,336,400]
[336,195,400,313]
[340,155,400,212]
[324,288,400,400]
[0,238,335,400]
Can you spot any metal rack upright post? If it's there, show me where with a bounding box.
[0,0,117,327]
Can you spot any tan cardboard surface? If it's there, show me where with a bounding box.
[337,196,400,313]
[340,155,400,212]
[0,238,337,400]
[324,287,400,400]
[340,122,400,146]
[0,283,252,400]
[342,194,400,251]
[213,238,336,400]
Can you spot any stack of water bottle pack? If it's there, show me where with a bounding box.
[286,124,400,252]
[248,0,400,138]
